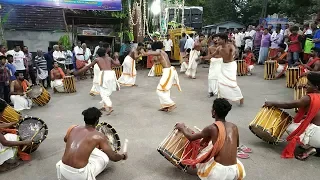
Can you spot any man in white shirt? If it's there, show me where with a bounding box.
[163,35,173,59]
[184,33,195,51]
[93,41,103,58]
[234,29,243,56]
[6,45,26,77]
[53,45,66,70]
[244,26,256,50]
[82,43,93,78]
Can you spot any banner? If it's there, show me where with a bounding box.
[259,18,288,30]
[1,0,122,11]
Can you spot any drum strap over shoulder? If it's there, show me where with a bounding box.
[66,125,77,139]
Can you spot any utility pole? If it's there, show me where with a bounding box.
[260,0,268,18]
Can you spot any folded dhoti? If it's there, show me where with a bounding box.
[218,61,243,101]
[180,62,188,73]
[118,56,136,86]
[247,65,254,72]
[90,64,101,95]
[0,133,19,165]
[185,50,200,78]
[286,123,320,148]
[56,148,109,180]
[37,69,48,80]
[99,70,120,108]
[276,64,287,78]
[51,79,65,93]
[197,157,246,180]
[157,66,181,108]
[10,95,32,111]
[208,58,223,94]
[148,64,155,77]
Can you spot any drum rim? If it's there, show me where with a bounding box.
[249,125,279,145]
[27,84,50,98]
[16,116,49,144]
[96,122,121,152]
[157,148,188,171]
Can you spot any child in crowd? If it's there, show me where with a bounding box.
[242,47,255,76]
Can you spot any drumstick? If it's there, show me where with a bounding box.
[21,125,45,151]
[194,126,202,132]
[121,139,128,164]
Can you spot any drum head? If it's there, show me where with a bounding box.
[16,117,48,144]
[27,85,43,98]
[96,122,121,152]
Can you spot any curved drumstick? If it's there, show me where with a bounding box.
[194,126,202,132]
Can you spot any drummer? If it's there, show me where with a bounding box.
[0,99,32,172]
[10,72,32,111]
[56,107,127,180]
[265,72,320,160]
[175,98,245,179]
[270,43,288,78]
[298,47,320,74]
[50,61,66,93]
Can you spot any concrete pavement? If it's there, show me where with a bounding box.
[0,65,319,180]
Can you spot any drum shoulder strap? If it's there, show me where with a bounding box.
[66,125,78,139]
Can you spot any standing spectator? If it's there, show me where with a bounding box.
[5,55,16,81]
[74,41,85,71]
[93,41,103,58]
[270,26,284,58]
[179,33,187,63]
[163,34,173,59]
[288,26,303,66]
[0,45,6,56]
[313,25,320,49]
[234,29,243,57]
[44,47,54,86]
[6,45,26,79]
[253,26,263,60]
[23,46,36,84]
[284,23,291,39]
[184,33,195,50]
[0,56,10,103]
[53,45,66,69]
[304,24,317,62]
[62,46,74,71]
[268,25,273,34]
[244,25,255,50]
[34,50,48,88]
[82,43,93,79]
[258,29,271,65]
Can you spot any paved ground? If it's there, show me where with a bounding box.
[1,65,320,180]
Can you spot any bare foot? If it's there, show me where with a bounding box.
[99,107,106,111]
[89,93,95,96]
[167,105,177,112]
[239,98,244,107]
[158,107,168,112]
[106,108,114,115]
[132,84,138,87]
[192,77,196,79]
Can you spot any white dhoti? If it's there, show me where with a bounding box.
[157,66,181,108]
[0,134,19,165]
[117,56,136,86]
[197,157,246,180]
[286,123,320,148]
[276,64,287,77]
[185,50,200,78]
[37,69,48,80]
[10,95,32,111]
[90,64,101,95]
[247,64,254,72]
[56,148,109,180]
[148,64,155,77]
[180,62,188,73]
[208,58,223,94]
[218,61,243,101]
[99,70,120,108]
[51,79,65,93]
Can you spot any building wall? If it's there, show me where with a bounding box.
[4,30,71,52]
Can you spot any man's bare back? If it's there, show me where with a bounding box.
[144,50,171,68]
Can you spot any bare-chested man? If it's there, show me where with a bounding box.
[56,107,127,180]
[201,33,244,105]
[299,47,320,75]
[265,72,320,160]
[75,45,121,115]
[50,61,66,93]
[142,41,181,112]
[10,72,32,111]
[205,34,223,97]
[117,43,144,86]
[175,98,245,179]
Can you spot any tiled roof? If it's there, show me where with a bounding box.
[0,4,66,31]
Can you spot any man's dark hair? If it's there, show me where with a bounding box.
[14,44,20,48]
[182,33,186,37]
[0,56,6,61]
[103,43,110,48]
[138,42,144,47]
[278,43,287,50]
[6,54,13,59]
[212,98,232,119]
[217,33,228,42]
[14,71,22,77]
[290,26,299,32]
[82,107,102,125]
[0,98,7,113]
[189,33,194,38]
[186,48,191,53]
[97,48,107,57]
[151,41,164,51]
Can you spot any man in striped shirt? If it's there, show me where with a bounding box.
[35,50,48,88]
